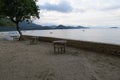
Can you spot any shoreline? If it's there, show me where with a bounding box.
[0,39,120,80]
[24,35,120,56]
[0,32,120,55]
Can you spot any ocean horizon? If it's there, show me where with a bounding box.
[1,28,120,45]
[22,28,120,45]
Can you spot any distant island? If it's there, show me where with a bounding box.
[55,25,89,29]
[0,21,89,31]
[110,27,119,28]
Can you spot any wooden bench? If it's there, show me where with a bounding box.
[11,35,19,40]
[53,40,66,54]
[29,36,39,44]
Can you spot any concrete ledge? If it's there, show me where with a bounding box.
[23,35,120,56]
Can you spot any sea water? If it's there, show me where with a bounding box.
[22,28,120,45]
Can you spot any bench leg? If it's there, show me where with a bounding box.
[53,43,66,54]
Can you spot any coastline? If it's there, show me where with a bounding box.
[0,34,120,80]
[0,32,120,55]
[23,35,120,56]
[0,38,120,80]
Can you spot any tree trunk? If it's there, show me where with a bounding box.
[16,22,23,40]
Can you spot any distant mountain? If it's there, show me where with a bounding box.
[55,25,66,29]
[0,21,88,31]
[110,27,119,28]
[19,21,52,30]
[75,26,89,29]
[0,26,16,31]
[55,25,88,29]
[0,21,52,31]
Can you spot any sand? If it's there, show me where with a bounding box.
[0,40,120,80]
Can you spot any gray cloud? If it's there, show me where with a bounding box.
[101,5,120,11]
[39,1,73,13]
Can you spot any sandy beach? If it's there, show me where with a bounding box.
[0,39,120,80]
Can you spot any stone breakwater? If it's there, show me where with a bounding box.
[23,35,120,56]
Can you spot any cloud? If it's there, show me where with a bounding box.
[39,1,73,13]
[101,5,120,11]
[35,0,120,27]
[70,0,120,12]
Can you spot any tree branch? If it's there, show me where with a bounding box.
[10,17,17,23]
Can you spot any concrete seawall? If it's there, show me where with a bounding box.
[23,35,120,56]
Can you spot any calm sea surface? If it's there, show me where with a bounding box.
[22,28,120,45]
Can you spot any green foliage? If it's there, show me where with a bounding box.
[0,0,39,23]
[0,18,16,27]
[0,0,40,40]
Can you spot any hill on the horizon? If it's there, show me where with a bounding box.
[0,20,88,31]
[55,25,88,29]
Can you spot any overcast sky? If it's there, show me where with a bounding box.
[33,0,120,27]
